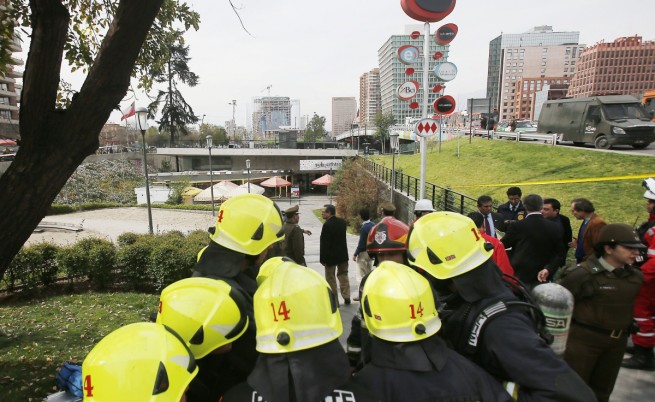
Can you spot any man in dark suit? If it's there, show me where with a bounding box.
[468,195,506,237]
[497,186,526,226]
[320,204,351,305]
[542,198,573,269]
[501,194,564,287]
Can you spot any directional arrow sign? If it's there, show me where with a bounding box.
[414,117,441,138]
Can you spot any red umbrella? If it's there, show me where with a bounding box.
[312,174,333,186]
[0,139,17,146]
[260,176,291,188]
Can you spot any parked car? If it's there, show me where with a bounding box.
[513,120,537,134]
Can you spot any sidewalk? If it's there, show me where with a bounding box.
[288,195,654,402]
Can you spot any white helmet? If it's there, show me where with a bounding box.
[644,178,655,201]
[414,199,436,213]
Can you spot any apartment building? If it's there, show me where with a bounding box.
[567,35,655,98]
[378,26,450,124]
[487,26,583,121]
[331,97,357,136]
[0,0,23,139]
[359,68,381,127]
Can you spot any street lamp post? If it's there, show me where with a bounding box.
[136,107,153,234]
[389,132,399,203]
[246,159,251,193]
[206,135,215,216]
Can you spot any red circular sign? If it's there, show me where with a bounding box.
[433,51,443,60]
[432,84,443,93]
[409,102,419,109]
[410,31,421,39]
[433,95,456,115]
[401,0,457,23]
[435,23,458,45]
[405,67,415,75]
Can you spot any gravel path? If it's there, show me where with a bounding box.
[27,207,216,246]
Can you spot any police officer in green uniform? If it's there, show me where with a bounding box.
[559,223,645,402]
[281,205,308,266]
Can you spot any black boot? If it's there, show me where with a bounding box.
[622,345,655,371]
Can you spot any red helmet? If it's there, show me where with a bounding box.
[367,217,410,253]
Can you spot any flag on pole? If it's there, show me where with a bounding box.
[121,101,136,121]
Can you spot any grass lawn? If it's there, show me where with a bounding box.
[0,291,158,401]
[373,137,654,228]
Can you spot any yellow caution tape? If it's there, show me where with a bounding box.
[454,173,655,188]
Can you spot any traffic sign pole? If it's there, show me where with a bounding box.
[420,21,430,199]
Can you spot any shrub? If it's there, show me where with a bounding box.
[86,240,117,289]
[116,232,141,247]
[7,248,45,293]
[186,230,211,252]
[57,244,89,280]
[116,236,155,291]
[29,242,60,286]
[148,242,194,291]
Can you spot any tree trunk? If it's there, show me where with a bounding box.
[0,0,164,279]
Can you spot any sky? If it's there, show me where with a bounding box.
[19,0,655,130]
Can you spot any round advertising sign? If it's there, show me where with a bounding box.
[397,80,420,101]
[401,0,457,23]
[397,45,420,65]
[433,62,458,82]
[435,23,458,45]
[433,95,456,115]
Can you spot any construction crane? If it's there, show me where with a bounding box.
[262,85,272,96]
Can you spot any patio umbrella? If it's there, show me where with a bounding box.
[259,175,292,197]
[312,174,334,202]
[193,183,234,202]
[260,176,292,188]
[311,174,333,186]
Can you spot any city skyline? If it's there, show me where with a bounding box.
[16,0,655,130]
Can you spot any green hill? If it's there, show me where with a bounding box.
[374,137,654,228]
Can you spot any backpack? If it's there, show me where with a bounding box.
[55,362,83,398]
[443,274,553,360]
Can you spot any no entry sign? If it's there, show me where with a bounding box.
[434,95,456,115]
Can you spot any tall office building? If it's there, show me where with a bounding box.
[0,0,23,138]
[567,36,655,98]
[514,76,570,120]
[251,96,292,140]
[359,68,381,127]
[487,26,583,121]
[379,26,449,124]
[331,96,357,136]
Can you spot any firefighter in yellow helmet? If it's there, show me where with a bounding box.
[407,212,595,402]
[156,278,250,401]
[354,261,513,401]
[221,261,378,402]
[82,322,198,402]
[192,193,284,400]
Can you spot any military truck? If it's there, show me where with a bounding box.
[537,95,655,149]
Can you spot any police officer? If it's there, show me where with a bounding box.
[560,223,645,402]
[407,212,595,402]
[221,261,378,402]
[281,204,307,266]
[355,261,513,402]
